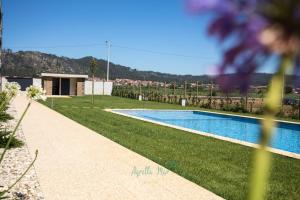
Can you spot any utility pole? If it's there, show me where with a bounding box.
[106,41,111,82]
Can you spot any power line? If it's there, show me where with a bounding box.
[5,42,216,61]
[112,44,201,59]
[6,43,107,49]
[112,44,216,61]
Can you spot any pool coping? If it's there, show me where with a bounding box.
[108,108,300,125]
[105,109,300,160]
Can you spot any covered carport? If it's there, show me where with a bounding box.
[6,77,33,91]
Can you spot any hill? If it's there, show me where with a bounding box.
[0,50,298,86]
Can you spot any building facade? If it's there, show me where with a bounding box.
[41,73,88,96]
[1,73,113,96]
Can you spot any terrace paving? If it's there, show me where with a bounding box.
[12,95,223,200]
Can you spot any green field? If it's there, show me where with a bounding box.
[42,96,300,200]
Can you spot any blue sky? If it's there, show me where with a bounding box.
[3,0,276,75]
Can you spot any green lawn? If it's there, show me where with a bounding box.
[42,96,300,200]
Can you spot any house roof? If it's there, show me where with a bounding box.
[41,73,88,79]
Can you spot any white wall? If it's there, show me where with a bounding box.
[0,77,8,92]
[84,81,113,95]
[32,78,42,88]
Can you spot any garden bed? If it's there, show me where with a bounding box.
[0,105,44,200]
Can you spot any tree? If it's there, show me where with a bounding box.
[90,59,97,105]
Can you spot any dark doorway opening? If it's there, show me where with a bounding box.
[52,78,60,95]
[61,78,70,95]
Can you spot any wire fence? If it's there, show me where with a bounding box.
[112,83,300,120]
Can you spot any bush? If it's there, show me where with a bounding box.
[0,92,23,149]
[284,86,293,94]
[222,103,248,113]
[0,129,24,148]
[0,110,13,122]
[255,107,264,115]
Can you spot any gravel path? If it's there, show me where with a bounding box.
[0,104,44,200]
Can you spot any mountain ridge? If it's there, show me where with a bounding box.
[0,50,298,86]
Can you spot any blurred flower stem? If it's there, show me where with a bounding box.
[0,150,38,197]
[0,102,31,165]
[248,55,293,200]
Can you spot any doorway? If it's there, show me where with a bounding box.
[61,78,70,95]
[51,78,70,95]
[52,78,60,95]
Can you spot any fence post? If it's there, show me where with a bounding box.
[184,81,187,98]
[226,94,229,108]
[102,81,105,95]
[210,81,213,108]
[298,95,300,119]
[173,82,176,96]
[210,81,213,97]
[148,83,150,100]
[164,82,167,96]
[139,82,142,95]
[246,90,249,111]
[196,81,199,97]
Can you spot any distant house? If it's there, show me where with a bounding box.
[1,73,113,96]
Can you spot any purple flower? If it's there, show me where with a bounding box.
[187,0,237,14]
[188,0,300,92]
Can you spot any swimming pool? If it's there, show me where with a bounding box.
[110,109,300,157]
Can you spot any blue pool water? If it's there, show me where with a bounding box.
[115,110,300,154]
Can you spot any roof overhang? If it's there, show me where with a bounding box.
[41,73,88,79]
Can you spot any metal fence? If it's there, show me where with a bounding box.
[112,84,300,120]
